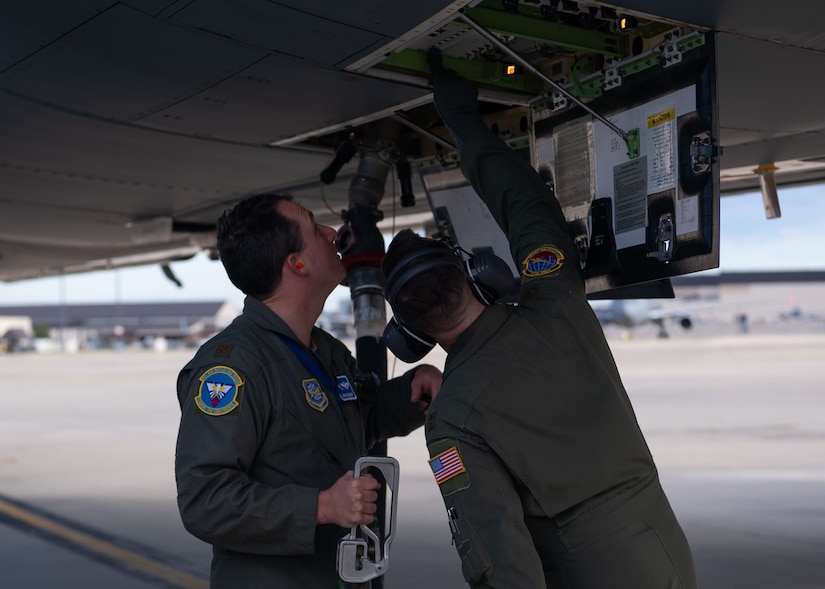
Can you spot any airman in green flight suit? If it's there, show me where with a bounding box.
[382,51,697,589]
[175,193,442,588]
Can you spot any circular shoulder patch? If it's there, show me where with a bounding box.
[521,245,565,277]
[195,366,244,416]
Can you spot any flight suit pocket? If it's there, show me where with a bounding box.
[556,473,657,554]
[448,506,493,585]
[429,439,491,582]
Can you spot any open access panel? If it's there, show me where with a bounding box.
[422,31,720,299]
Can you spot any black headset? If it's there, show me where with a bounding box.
[383,242,518,362]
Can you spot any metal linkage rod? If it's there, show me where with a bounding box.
[391,112,457,152]
[456,10,628,142]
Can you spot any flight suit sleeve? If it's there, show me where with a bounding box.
[427,436,546,588]
[364,367,427,448]
[459,126,583,287]
[174,360,319,556]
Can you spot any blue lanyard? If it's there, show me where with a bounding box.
[277,333,337,397]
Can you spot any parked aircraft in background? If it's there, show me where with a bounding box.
[779,295,825,326]
[591,271,825,338]
[589,299,693,338]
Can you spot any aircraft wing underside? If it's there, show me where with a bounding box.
[2,0,824,281]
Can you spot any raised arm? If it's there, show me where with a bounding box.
[428,49,579,282]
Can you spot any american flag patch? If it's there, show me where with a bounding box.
[429,446,466,485]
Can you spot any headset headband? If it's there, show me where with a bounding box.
[384,246,463,307]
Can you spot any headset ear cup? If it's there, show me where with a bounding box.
[383,315,436,363]
[466,253,520,304]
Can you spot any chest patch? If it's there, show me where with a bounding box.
[521,245,564,277]
[336,375,358,402]
[303,378,329,412]
[195,366,243,416]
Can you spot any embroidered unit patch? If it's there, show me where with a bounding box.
[195,366,243,416]
[521,245,565,277]
[303,378,329,412]
[429,446,466,485]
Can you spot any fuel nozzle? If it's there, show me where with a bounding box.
[337,205,385,269]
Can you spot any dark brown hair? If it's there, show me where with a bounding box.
[216,193,303,299]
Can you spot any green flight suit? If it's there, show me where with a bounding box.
[175,296,424,588]
[425,127,697,588]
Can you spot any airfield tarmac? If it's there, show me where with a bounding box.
[1,328,823,589]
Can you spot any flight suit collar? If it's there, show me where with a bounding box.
[242,295,301,340]
[443,303,513,378]
[242,296,338,376]
[243,298,340,370]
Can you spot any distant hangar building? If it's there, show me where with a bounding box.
[0,300,239,351]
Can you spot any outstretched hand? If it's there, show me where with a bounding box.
[426,48,483,146]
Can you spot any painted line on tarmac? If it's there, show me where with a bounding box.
[0,494,207,589]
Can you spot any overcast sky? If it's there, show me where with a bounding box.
[2,183,823,311]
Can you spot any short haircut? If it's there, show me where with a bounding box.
[216,193,303,299]
[382,229,469,334]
